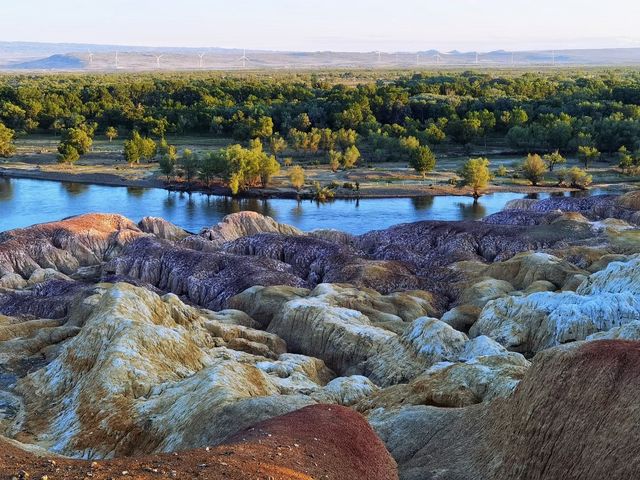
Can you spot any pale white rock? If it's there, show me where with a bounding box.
[482,251,588,290]
[459,335,512,361]
[587,321,640,341]
[577,255,640,295]
[266,288,486,387]
[27,268,72,286]
[16,283,334,459]
[0,273,27,290]
[472,255,640,353]
[358,352,530,411]
[230,283,434,330]
[196,211,303,248]
[138,217,190,242]
[311,375,379,406]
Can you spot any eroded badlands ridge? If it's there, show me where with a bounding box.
[0,192,639,479]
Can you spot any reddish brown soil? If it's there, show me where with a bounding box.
[493,340,640,480]
[0,405,398,480]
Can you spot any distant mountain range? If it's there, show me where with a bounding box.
[1,41,640,71]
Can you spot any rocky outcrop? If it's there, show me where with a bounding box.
[16,283,346,458]
[471,256,640,353]
[358,347,529,410]
[104,236,308,310]
[504,193,640,225]
[0,279,92,319]
[224,233,424,294]
[481,251,588,290]
[230,283,436,329]
[0,199,638,477]
[371,340,640,480]
[186,211,303,250]
[356,218,595,270]
[441,252,587,333]
[0,405,398,480]
[232,284,515,387]
[138,217,190,241]
[0,214,143,282]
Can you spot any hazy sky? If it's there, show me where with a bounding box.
[3,0,639,52]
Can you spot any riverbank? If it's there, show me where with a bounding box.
[1,163,595,200]
[0,165,164,189]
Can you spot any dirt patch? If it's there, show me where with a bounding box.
[0,405,398,480]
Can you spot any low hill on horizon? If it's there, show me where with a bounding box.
[1,41,640,71]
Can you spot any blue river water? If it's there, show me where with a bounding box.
[0,177,604,235]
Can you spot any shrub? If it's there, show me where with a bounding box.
[567,166,592,189]
[521,154,547,186]
[289,165,305,191]
[313,182,335,202]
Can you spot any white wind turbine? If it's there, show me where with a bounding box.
[88,51,94,66]
[433,53,442,65]
[155,54,164,69]
[238,49,250,69]
[115,51,120,69]
[198,52,205,69]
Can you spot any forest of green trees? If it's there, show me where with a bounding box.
[1,70,640,175]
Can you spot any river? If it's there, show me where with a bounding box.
[0,177,605,235]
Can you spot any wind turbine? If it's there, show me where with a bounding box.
[238,49,250,69]
[88,51,94,66]
[433,53,442,65]
[551,50,556,66]
[375,51,382,63]
[155,54,164,69]
[115,51,120,69]
[198,52,205,69]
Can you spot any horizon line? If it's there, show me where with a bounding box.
[2,39,640,55]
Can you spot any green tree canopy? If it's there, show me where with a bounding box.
[460,157,491,198]
[543,150,566,172]
[408,145,437,178]
[0,123,16,158]
[57,144,80,165]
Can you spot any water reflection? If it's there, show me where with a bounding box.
[290,200,304,220]
[411,196,435,211]
[457,201,487,220]
[61,182,89,196]
[0,178,610,235]
[126,187,146,197]
[0,178,13,202]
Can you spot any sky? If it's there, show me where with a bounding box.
[2,0,640,52]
